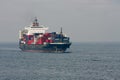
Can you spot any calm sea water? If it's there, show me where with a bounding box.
[0,42,120,80]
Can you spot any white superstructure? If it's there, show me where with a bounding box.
[19,18,48,39]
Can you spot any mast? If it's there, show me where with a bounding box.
[32,17,39,27]
[60,27,63,34]
[60,27,63,42]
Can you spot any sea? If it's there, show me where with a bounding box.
[0,42,120,80]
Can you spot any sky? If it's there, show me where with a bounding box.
[0,0,120,42]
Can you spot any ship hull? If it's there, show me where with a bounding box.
[19,43,71,53]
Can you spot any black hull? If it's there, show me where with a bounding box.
[19,43,71,53]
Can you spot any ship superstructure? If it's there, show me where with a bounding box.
[19,18,71,52]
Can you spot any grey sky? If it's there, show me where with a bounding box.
[0,0,120,42]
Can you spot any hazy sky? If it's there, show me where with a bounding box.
[0,0,120,42]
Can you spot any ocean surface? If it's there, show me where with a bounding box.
[0,42,120,80]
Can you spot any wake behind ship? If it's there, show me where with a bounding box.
[19,18,71,52]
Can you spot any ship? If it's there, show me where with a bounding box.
[19,18,71,53]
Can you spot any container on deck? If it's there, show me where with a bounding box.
[44,33,51,37]
[27,40,34,44]
[36,37,45,44]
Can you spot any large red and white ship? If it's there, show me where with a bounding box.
[19,18,71,52]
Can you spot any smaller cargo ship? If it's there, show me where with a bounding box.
[19,18,71,52]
